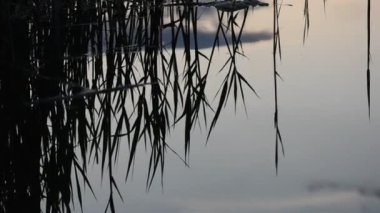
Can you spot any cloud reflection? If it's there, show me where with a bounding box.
[308,180,380,200]
[146,192,369,213]
[162,29,272,49]
[124,181,380,213]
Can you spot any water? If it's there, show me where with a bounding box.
[1,0,379,212]
[73,1,380,212]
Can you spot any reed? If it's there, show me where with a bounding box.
[272,0,284,174]
[0,0,260,212]
[303,0,310,43]
[1,0,372,212]
[367,0,371,118]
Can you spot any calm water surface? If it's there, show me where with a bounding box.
[80,1,380,212]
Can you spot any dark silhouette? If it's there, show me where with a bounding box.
[0,0,264,212]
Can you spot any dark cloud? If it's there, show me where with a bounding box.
[161,28,272,49]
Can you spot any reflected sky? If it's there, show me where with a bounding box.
[80,0,380,212]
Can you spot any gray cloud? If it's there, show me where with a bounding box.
[161,28,272,49]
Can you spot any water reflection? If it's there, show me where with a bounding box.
[0,0,269,212]
[0,0,376,212]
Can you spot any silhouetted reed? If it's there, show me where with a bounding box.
[272,0,284,173]
[303,0,309,43]
[1,0,372,212]
[367,0,371,117]
[0,0,263,212]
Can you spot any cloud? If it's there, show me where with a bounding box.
[308,180,380,200]
[161,28,272,49]
[158,192,362,213]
